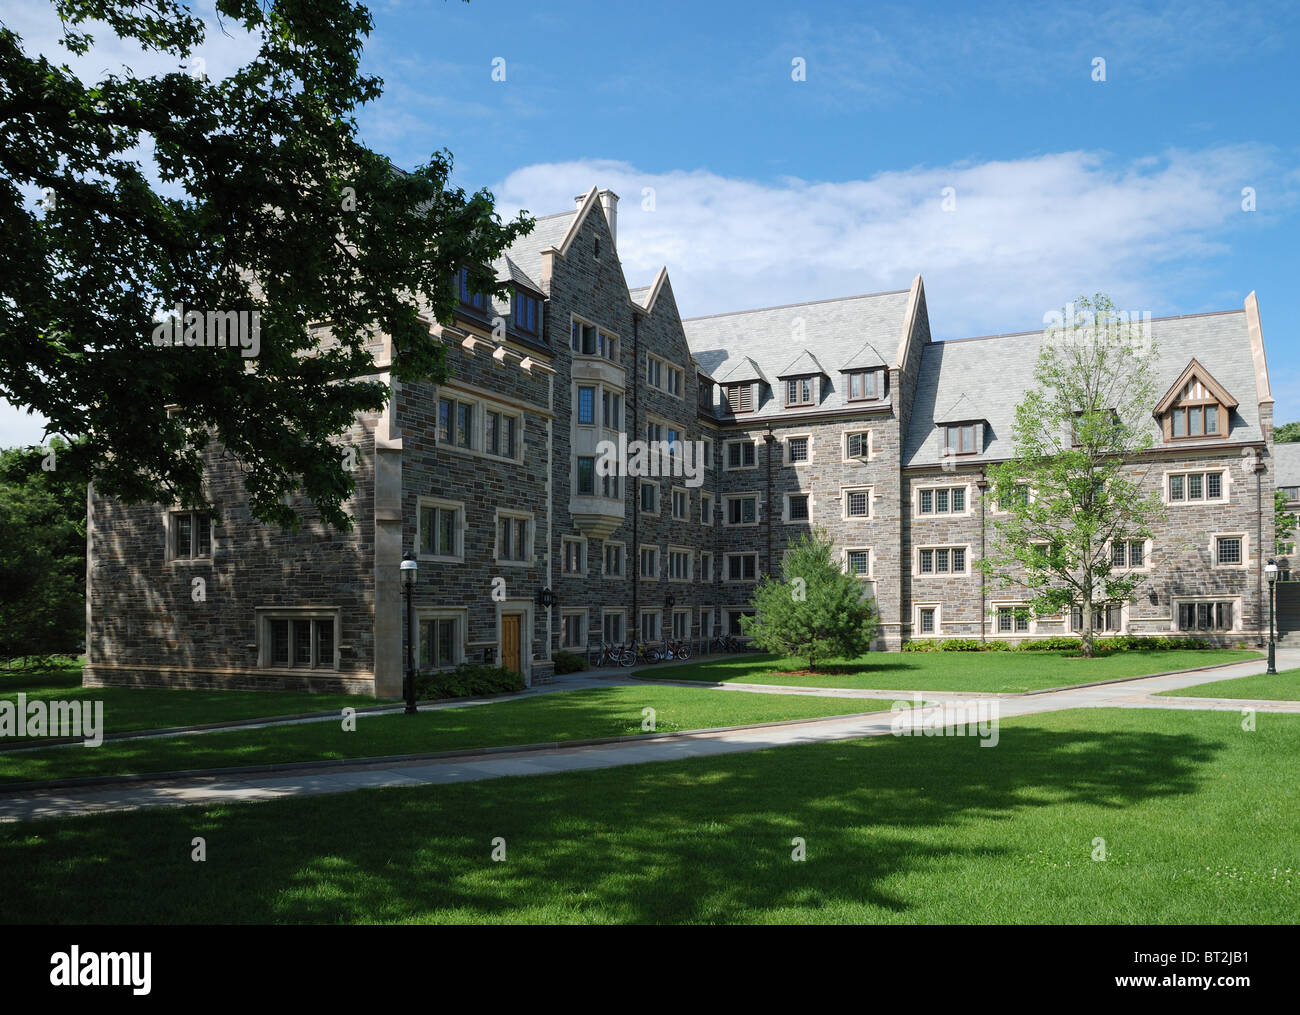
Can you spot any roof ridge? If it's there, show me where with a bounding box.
[682,288,912,321]
[940,308,1247,346]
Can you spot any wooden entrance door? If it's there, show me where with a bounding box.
[500,613,523,676]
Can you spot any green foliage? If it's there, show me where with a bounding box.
[0,441,86,662]
[0,0,531,530]
[1274,422,1300,443]
[981,295,1167,658]
[740,529,879,671]
[1275,490,1296,555]
[413,663,524,701]
[901,635,1211,654]
[552,650,586,675]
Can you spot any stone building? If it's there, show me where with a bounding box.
[83,187,1281,696]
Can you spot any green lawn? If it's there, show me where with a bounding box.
[0,685,895,785]
[2,707,1296,923]
[0,663,392,743]
[1156,667,1300,702]
[642,649,1260,693]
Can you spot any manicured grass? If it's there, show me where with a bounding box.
[0,664,392,743]
[0,685,894,785]
[640,649,1260,693]
[1,707,1296,923]
[1156,667,1300,702]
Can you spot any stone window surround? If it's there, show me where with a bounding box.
[1163,467,1231,505]
[255,606,341,671]
[493,508,535,567]
[639,608,663,642]
[646,351,684,398]
[639,543,660,581]
[1169,595,1243,633]
[667,545,693,582]
[570,312,619,362]
[723,438,758,470]
[783,489,813,524]
[1211,531,1248,568]
[415,496,465,563]
[913,603,942,638]
[724,491,762,527]
[701,551,714,582]
[1107,537,1153,573]
[701,492,714,526]
[723,607,756,636]
[416,607,467,670]
[842,546,873,579]
[841,429,873,462]
[723,552,759,583]
[783,432,814,465]
[559,608,587,650]
[561,534,588,575]
[603,540,625,578]
[435,386,526,466]
[1065,601,1127,635]
[670,607,692,640]
[991,601,1037,635]
[915,543,972,576]
[914,483,974,518]
[602,608,626,645]
[671,486,691,521]
[164,508,215,564]
[841,485,873,520]
[639,480,660,516]
[990,484,1035,514]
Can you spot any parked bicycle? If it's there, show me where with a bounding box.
[615,640,662,666]
[599,641,631,667]
[662,638,693,661]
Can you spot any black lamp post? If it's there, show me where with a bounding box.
[1266,557,1278,675]
[401,552,418,714]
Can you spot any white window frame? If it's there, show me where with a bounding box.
[724,492,761,527]
[783,490,813,524]
[784,432,814,465]
[842,547,873,579]
[724,439,758,471]
[437,387,526,465]
[701,551,714,582]
[415,608,467,671]
[639,609,663,643]
[667,545,692,582]
[165,509,214,563]
[671,486,690,521]
[1164,468,1230,505]
[913,603,942,638]
[701,492,714,526]
[1211,532,1248,568]
[494,509,535,566]
[559,609,588,651]
[914,484,973,517]
[416,497,465,562]
[603,541,625,578]
[842,429,872,462]
[992,601,1037,635]
[639,480,659,516]
[1170,596,1242,634]
[842,486,873,520]
[639,543,660,582]
[602,609,627,646]
[1107,537,1153,572]
[561,535,588,576]
[915,544,972,576]
[1066,601,1127,636]
[723,552,759,583]
[257,607,341,671]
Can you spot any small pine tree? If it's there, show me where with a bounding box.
[740,529,879,671]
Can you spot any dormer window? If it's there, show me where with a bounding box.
[512,290,539,334]
[785,376,816,407]
[846,369,885,401]
[943,422,982,456]
[456,269,487,312]
[697,377,714,411]
[726,383,754,414]
[1155,359,1237,445]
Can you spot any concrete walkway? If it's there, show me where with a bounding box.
[1,649,1295,824]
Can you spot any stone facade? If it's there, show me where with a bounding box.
[84,187,1279,695]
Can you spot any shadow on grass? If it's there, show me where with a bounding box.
[0,722,1220,923]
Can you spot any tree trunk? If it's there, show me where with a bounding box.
[1081,602,1094,658]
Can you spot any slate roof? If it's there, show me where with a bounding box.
[498,210,578,288]
[682,289,912,420]
[1274,441,1300,486]
[902,309,1265,467]
[777,349,828,378]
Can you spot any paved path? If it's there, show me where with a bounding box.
[1,650,1295,824]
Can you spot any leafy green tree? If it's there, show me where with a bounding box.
[1276,490,1297,556]
[980,295,1166,658]
[0,0,531,530]
[740,529,879,671]
[1274,422,1300,443]
[0,441,87,663]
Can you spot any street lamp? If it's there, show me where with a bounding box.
[1266,557,1278,675]
[401,552,419,714]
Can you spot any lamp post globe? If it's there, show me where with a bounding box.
[1266,558,1278,675]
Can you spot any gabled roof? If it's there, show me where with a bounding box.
[777,349,827,378]
[1154,357,1240,414]
[498,209,578,286]
[628,266,670,313]
[902,308,1264,468]
[683,288,914,420]
[492,254,543,295]
[840,341,888,371]
[716,356,769,384]
[933,393,983,424]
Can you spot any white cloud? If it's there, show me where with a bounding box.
[495,145,1294,343]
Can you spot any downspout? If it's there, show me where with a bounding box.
[976,476,988,643]
[1257,459,1265,646]
[763,425,775,577]
[632,312,639,638]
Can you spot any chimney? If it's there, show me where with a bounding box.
[575,188,619,248]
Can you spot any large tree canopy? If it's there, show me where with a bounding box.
[0,0,531,529]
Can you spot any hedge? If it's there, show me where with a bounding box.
[412,663,526,700]
[552,650,587,674]
[901,635,1213,653]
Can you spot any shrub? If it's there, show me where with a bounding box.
[552,650,586,674]
[902,634,1213,654]
[413,663,525,701]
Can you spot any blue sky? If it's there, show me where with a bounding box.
[2,0,1297,443]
